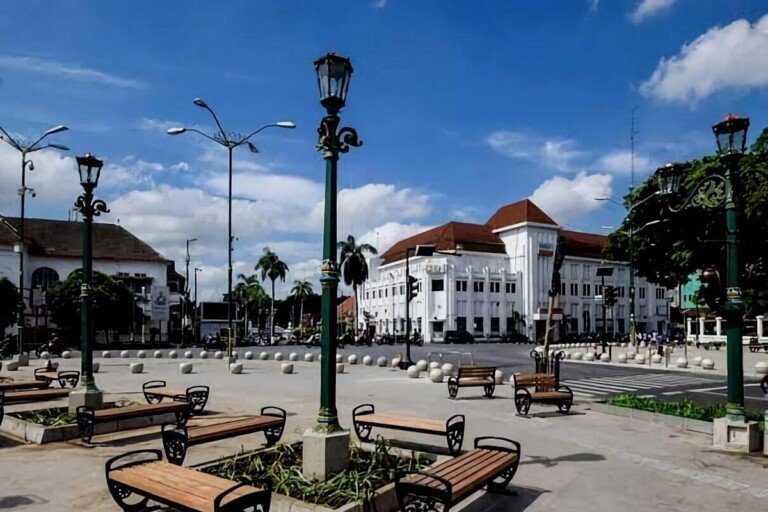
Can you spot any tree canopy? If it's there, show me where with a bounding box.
[0,277,19,329]
[605,127,768,316]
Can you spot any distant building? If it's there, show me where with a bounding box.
[359,199,672,343]
[0,216,183,338]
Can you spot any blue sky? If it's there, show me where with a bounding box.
[1,0,767,300]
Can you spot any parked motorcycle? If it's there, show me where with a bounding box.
[35,336,65,357]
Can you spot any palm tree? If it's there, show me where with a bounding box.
[338,235,377,334]
[254,247,289,341]
[234,274,267,336]
[290,279,314,335]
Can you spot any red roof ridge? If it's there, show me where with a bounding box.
[485,199,558,231]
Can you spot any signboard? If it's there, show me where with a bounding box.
[150,285,170,321]
[594,295,604,304]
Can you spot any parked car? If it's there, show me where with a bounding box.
[501,332,531,344]
[443,330,475,344]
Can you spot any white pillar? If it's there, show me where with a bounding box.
[698,317,705,337]
[686,317,692,338]
[757,316,764,339]
[715,317,723,336]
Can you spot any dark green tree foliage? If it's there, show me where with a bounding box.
[46,270,136,335]
[605,128,768,316]
[0,277,19,328]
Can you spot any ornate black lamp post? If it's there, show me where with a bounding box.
[69,153,108,411]
[303,52,362,480]
[168,104,294,360]
[0,124,68,364]
[655,114,765,423]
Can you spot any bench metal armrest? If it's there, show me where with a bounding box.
[260,406,286,419]
[105,449,162,475]
[33,367,47,381]
[214,481,271,512]
[447,376,458,385]
[142,380,166,391]
[446,414,465,430]
[0,390,4,425]
[474,436,522,456]
[555,385,573,397]
[352,403,374,419]
[57,371,80,388]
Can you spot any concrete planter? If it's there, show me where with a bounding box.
[281,363,294,374]
[230,363,243,375]
[289,353,299,362]
[348,355,358,365]
[377,356,387,367]
[590,402,714,435]
[0,403,179,444]
[429,368,444,383]
[305,353,314,362]
[180,363,193,374]
[130,363,143,374]
[363,355,373,366]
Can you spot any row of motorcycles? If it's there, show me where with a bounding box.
[0,334,67,358]
[200,331,424,350]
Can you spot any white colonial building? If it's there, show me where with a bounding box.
[359,199,672,343]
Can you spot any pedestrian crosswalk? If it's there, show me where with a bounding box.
[560,373,716,400]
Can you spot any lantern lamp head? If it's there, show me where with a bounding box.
[656,162,684,195]
[712,114,749,157]
[76,153,104,188]
[314,52,353,114]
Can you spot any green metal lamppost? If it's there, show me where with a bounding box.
[167,103,295,360]
[655,114,767,422]
[313,52,362,433]
[69,153,108,412]
[0,124,69,364]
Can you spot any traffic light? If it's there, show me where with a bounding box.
[604,286,617,307]
[406,275,419,302]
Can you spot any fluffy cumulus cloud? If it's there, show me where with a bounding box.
[487,131,584,172]
[358,221,434,255]
[641,15,768,103]
[598,150,653,175]
[628,0,676,24]
[529,171,612,225]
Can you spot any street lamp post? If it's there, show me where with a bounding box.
[69,153,108,412]
[168,104,294,361]
[655,114,767,426]
[183,238,197,341]
[194,267,202,342]
[304,52,362,480]
[0,124,68,364]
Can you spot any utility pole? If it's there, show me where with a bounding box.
[629,106,639,348]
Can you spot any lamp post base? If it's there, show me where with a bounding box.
[68,382,103,413]
[713,417,760,453]
[301,428,350,481]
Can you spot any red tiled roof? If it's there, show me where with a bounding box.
[337,295,355,317]
[559,230,606,259]
[379,221,506,265]
[485,199,558,231]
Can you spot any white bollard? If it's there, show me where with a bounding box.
[184,351,193,359]
[274,352,284,361]
[154,350,163,359]
[600,353,610,362]
[584,352,596,361]
[62,351,72,359]
[676,357,689,368]
[691,356,702,366]
[244,351,254,360]
[180,362,193,374]
[336,363,345,374]
[416,360,428,372]
[259,351,269,360]
[304,353,314,362]
[572,351,583,360]
[130,363,143,374]
[618,353,628,363]
[651,354,663,364]
[40,351,51,360]
[406,365,421,378]
[429,368,444,383]
[441,363,455,376]
[348,354,358,365]
[494,369,504,384]
[701,358,715,370]
[281,363,294,374]
[429,361,440,371]
[93,362,100,373]
[102,350,112,358]
[121,350,130,358]
[363,355,373,366]
[230,363,243,374]
[289,352,298,362]
[137,350,146,359]
[391,357,402,368]
[214,351,224,360]
[377,356,387,367]
[169,350,178,359]
[200,351,209,359]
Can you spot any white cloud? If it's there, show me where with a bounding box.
[0,55,145,89]
[628,0,676,24]
[358,221,434,255]
[588,0,599,12]
[598,150,653,175]
[486,131,585,172]
[640,15,768,103]
[138,118,182,132]
[169,162,190,172]
[374,0,387,8]
[529,171,612,225]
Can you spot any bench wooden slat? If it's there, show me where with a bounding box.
[4,388,70,403]
[188,417,283,444]
[531,391,571,400]
[355,414,446,433]
[0,380,49,391]
[35,371,60,380]
[93,402,187,421]
[449,451,517,499]
[406,449,491,487]
[143,386,186,398]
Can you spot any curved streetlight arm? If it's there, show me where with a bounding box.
[185,128,225,146]
[0,125,20,150]
[668,174,728,213]
[198,102,228,144]
[236,123,295,145]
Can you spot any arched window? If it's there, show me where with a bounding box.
[31,267,60,290]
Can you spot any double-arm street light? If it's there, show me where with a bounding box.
[655,114,767,423]
[69,153,108,412]
[0,124,69,362]
[167,101,295,360]
[183,238,198,340]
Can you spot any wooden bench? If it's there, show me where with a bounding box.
[512,373,573,415]
[143,380,210,415]
[447,366,496,399]
[77,401,190,444]
[2,387,71,404]
[106,449,271,512]
[396,436,521,512]
[352,404,465,455]
[0,379,50,392]
[34,367,80,388]
[162,407,287,465]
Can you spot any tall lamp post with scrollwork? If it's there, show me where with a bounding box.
[655,114,767,435]
[69,153,108,412]
[303,52,362,480]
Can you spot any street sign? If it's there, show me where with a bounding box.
[594,295,603,304]
[150,285,170,321]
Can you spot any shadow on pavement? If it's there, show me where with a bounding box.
[520,452,605,468]
[0,495,49,509]
[459,485,546,511]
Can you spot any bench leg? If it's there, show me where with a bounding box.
[162,428,188,466]
[353,420,372,443]
[215,484,271,512]
[263,423,285,447]
[484,382,495,398]
[186,386,210,416]
[174,408,190,427]
[107,480,157,512]
[396,479,452,512]
[487,464,517,494]
[76,406,95,444]
[557,398,573,414]
[447,378,459,399]
[514,390,532,416]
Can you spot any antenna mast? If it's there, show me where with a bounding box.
[630,106,638,192]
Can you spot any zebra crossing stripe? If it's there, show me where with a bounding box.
[566,382,638,392]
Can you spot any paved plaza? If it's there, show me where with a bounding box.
[1,349,767,511]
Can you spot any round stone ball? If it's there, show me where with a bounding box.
[304,353,314,362]
[259,351,269,360]
[701,358,715,370]
[563,350,571,359]
[137,350,146,359]
[154,350,163,359]
[274,352,283,361]
[363,355,373,366]
[184,351,193,359]
[651,354,663,364]
[584,352,596,361]
[232,351,239,359]
[336,354,344,363]
[61,351,71,359]
[101,350,112,358]
[494,369,504,384]
[244,351,254,360]
[214,351,224,360]
[199,351,208,359]
[93,362,100,373]
[289,352,299,362]
[406,365,421,378]
[692,356,703,366]
[429,368,444,383]
[600,353,610,362]
[169,350,178,359]
[336,363,345,374]
[377,356,387,367]
[281,363,294,374]
[635,354,646,364]
[429,361,440,370]
[130,363,143,374]
[120,350,130,358]
[754,361,768,375]
[572,351,583,360]
[40,351,51,360]
[348,354,358,365]
[229,363,243,374]
[391,357,402,368]
[617,353,628,363]
[416,360,428,372]
[676,357,689,368]
[180,362,193,374]
[441,363,455,376]
[626,351,636,360]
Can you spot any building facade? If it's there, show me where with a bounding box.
[359,199,672,343]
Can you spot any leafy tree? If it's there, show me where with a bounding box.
[289,279,314,334]
[254,248,289,340]
[46,270,136,341]
[0,277,19,329]
[338,235,377,332]
[234,273,268,335]
[605,127,768,317]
